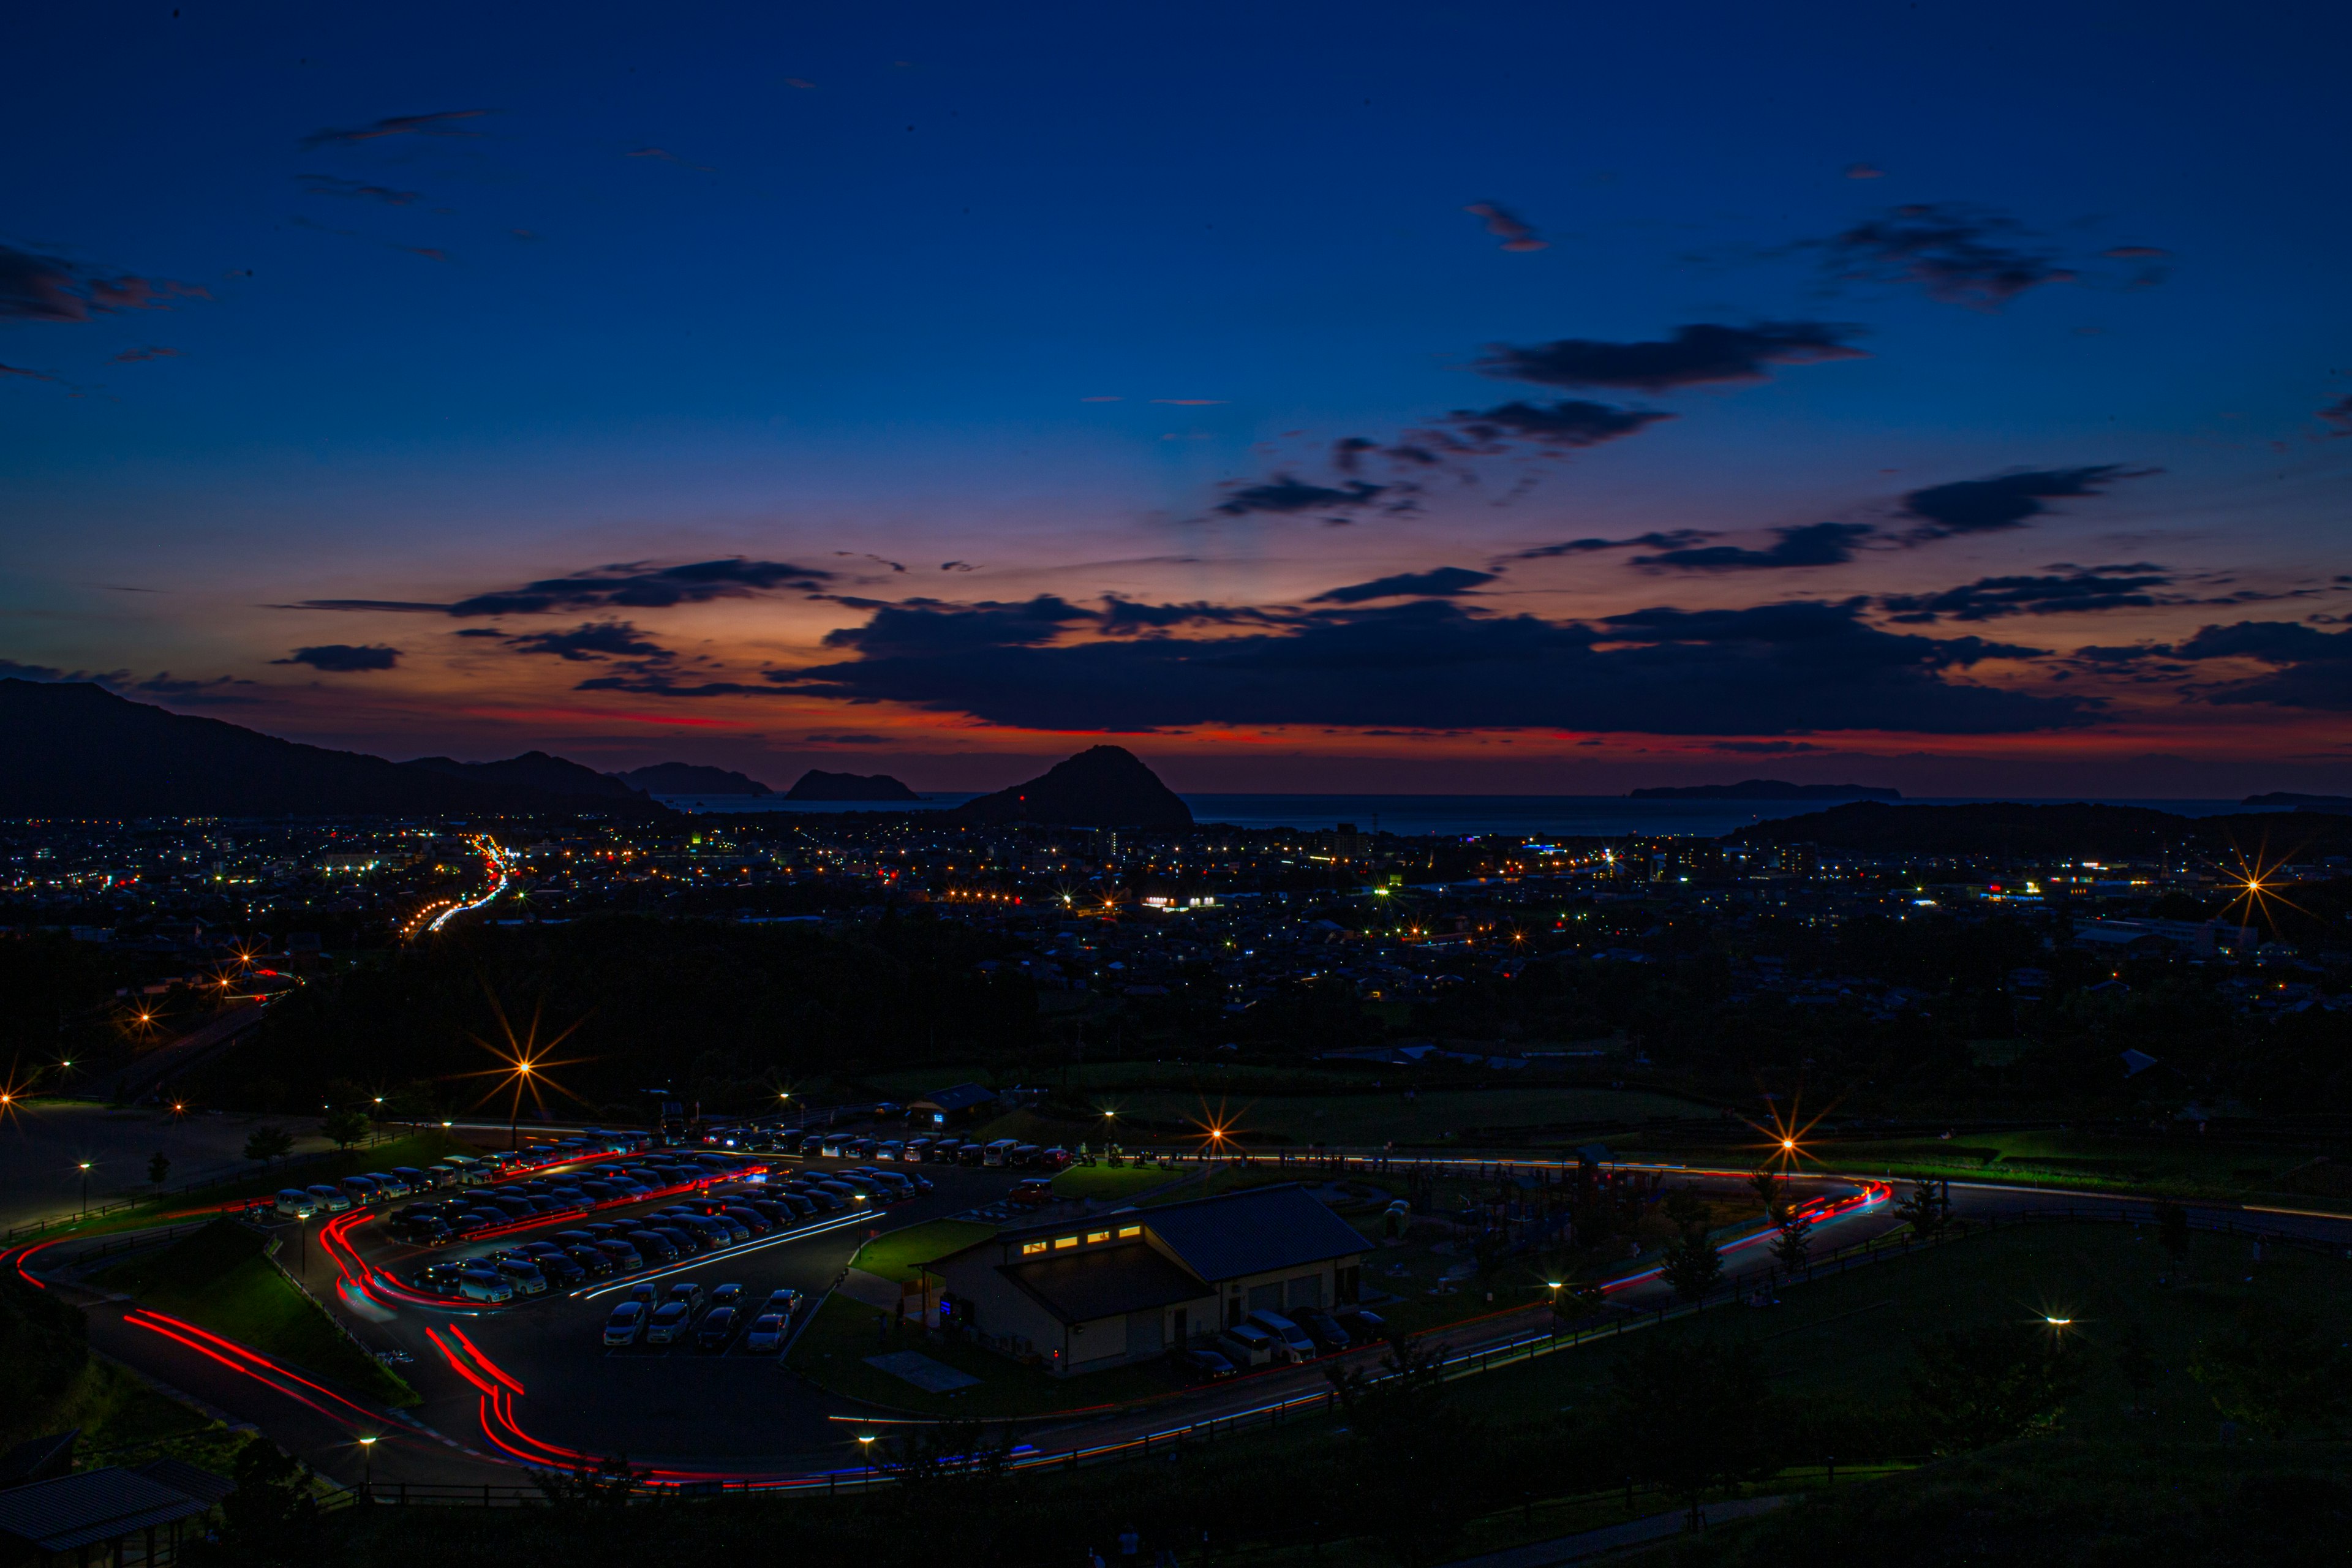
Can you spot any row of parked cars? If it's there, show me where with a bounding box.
[603,1281,804,1353]
[1166,1306,1387,1384]
[382,1153,769,1246]
[737,1127,1073,1171]
[402,1167,924,1302]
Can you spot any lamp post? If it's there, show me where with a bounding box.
[78,1162,92,1217]
[856,1434,875,1484]
[357,1434,377,1499]
[509,1061,532,1150]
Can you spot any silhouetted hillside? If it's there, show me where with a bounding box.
[785,770,920,802]
[1630,780,1901,801]
[0,681,666,820]
[408,750,646,800]
[616,763,773,796]
[951,746,1192,829]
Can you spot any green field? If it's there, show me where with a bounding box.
[107,1220,417,1407]
[850,1219,995,1283]
[1049,1163,1193,1201]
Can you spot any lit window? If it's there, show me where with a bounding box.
[1118,1226,1142,1238]
[1054,1236,1079,1250]
[1086,1231,1109,1244]
[1021,1241,1047,1256]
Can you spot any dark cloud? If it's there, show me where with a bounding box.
[818,595,1096,660]
[1502,531,1716,562]
[1710,739,1824,753]
[0,659,70,680]
[299,110,492,151]
[1,361,58,382]
[1636,522,1876,571]
[282,598,454,613]
[1463,202,1547,252]
[1210,476,1406,521]
[111,346,179,363]
[1899,466,2140,539]
[772,596,2082,736]
[496,621,672,662]
[297,175,421,205]
[1439,399,1672,451]
[0,243,206,324]
[803,733,886,745]
[273,644,401,673]
[1820,203,2076,308]
[2168,620,2352,709]
[574,674,772,697]
[1880,569,2172,624]
[443,557,834,616]
[2320,395,2352,438]
[130,674,258,704]
[1098,599,1278,635]
[1476,321,1866,392]
[1311,568,1496,604]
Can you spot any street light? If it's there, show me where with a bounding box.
[357,1434,377,1498]
[78,1161,92,1217]
[856,1433,875,1483]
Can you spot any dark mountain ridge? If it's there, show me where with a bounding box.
[1630,779,1902,801]
[408,750,645,801]
[0,681,669,820]
[951,745,1192,829]
[616,762,774,796]
[1725,799,2352,859]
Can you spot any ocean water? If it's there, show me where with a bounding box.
[652,793,2283,839]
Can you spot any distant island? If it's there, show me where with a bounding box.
[616,762,774,796]
[408,750,647,801]
[785,769,922,802]
[2244,791,2352,809]
[1630,779,1903,802]
[951,745,1193,829]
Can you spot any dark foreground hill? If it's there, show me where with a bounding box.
[0,680,666,820]
[951,745,1193,829]
[785,769,920,802]
[1725,799,2352,859]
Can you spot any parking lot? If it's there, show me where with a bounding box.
[331,1139,1028,1470]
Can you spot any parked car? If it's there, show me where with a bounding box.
[695,1306,739,1351]
[625,1230,679,1266]
[1215,1324,1278,1368]
[743,1313,789,1354]
[564,1245,614,1278]
[760,1287,803,1320]
[273,1188,315,1220]
[1007,1178,1055,1208]
[305,1184,351,1213]
[644,1301,692,1344]
[666,1281,707,1314]
[412,1262,467,1296]
[458,1266,513,1303]
[493,1257,549,1295]
[1243,1311,1317,1362]
[1333,1308,1387,1343]
[594,1238,644,1272]
[710,1283,745,1309]
[1168,1346,1238,1384]
[1291,1308,1352,1354]
[603,1302,646,1346]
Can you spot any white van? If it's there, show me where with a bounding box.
[273,1188,315,1220]
[1244,1311,1317,1362]
[1215,1323,1276,1368]
[983,1139,1020,1167]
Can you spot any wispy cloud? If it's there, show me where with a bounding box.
[112,346,180,363]
[1310,567,1496,603]
[1636,521,1877,571]
[1463,202,1548,252]
[1,243,206,324]
[297,174,421,205]
[1898,465,2144,540]
[1476,321,1866,391]
[1819,202,2078,308]
[299,110,492,151]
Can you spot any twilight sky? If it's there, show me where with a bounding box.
[4,0,2349,795]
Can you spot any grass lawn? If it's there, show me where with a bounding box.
[1463,1217,2350,1444]
[107,1219,418,1408]
[785,1291,1177,1417]
[850,1219,995,1283]
[1050,1163,1192,1202]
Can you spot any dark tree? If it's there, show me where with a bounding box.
[321,1107,371,1149]
[2191,1303,2352,1438]
[1893,1180,1950,1238]
[242,1125,293,1167]
[1770,1212,1812,1275]
[1661,1227,1725,1306]
[1910,1323,2086,1454]
[1611,1335,1780,1528]
[193,1436,318,1567]
[146,1150,171,1186]
[1324,1335,1493,1567]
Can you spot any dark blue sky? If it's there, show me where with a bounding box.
[4,0,2348,792]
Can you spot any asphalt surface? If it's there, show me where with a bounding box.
[0,1101,334,1234]
[31,1147,2352,1491]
